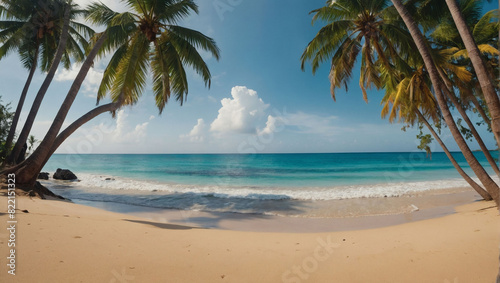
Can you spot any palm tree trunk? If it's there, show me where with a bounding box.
[415,108,492,200]
[8,5,71,164]
[436,67,492,128]
[4,44,40,158]
[445,0,500,148]
[436,68,500,177]
[40,102,120,167]
[469,94,491,127]
[441,80,500,179]
[391,0,500,206]
[14,32,107,186]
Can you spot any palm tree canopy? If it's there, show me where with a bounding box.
[0,0,94,71]
[430,1,499,111]
[86,0,220,113]
[301,0,416,102]
[431,0,498,49]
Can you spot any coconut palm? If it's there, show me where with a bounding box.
[431,6,499,128]
[380,65,492,200]
[302,0,499,205]
[444,0,500,147]
[0,0,93,163]
[11,0,219,187]
[300,0,416,102]
[430,46,500,179]
[390,0,499,206]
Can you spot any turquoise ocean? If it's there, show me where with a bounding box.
[41,152,497,217]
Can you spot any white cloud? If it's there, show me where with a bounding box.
[181,118,207,142]
[112,110,149,143]
[258,115,286,136]
[210,86,269,134]
[55,109,152,154]
[178,86,352,153]
[55,63,103,97]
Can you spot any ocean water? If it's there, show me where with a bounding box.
[41,152,498,217]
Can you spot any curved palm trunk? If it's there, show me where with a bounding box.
[469,94,491,127]
[437,67,492,128]
[415,108,492,200]
[40,102,120,168]
[14,33,107,186]
[437,68,500,177]
[4,44,40,158]
[441,82,500,179]
[445,0,500,147]
[391,0,500,206]
[8,5,71,164]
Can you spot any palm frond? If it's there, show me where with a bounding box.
[110,33,150,105]
[97,43,128,103]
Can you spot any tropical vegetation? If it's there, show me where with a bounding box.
[301,0,499,205]
[0,0,499,210]
[0,0,219,189]
[0,0,93,163]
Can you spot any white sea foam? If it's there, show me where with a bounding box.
[54,173,485,201]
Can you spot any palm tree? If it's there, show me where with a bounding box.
[380,65,492,200]
[390,0,499,206]
[11,0,219,187]
[432,47,500,179]
[431,3,499,130]
[27,135,38,154]
[300,0,416,102]
[0,0,93,163]
[444,0,500,147]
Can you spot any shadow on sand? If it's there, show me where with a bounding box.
[123,219,200,230]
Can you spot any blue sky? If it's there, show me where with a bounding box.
[0,0,497,154]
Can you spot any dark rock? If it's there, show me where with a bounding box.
[38,172,49,180]
[53,168,78,180]
[105,178,115,181]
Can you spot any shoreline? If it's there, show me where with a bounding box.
[68,188,480,233]
[0,191,498,282]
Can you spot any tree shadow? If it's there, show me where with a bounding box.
[122,219,200,230]
[47,185,309,229]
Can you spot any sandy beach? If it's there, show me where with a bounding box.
[1,192,499,283]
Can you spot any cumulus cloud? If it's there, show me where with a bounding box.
[180,86,341,151]
[180,118,207,142]
[112,110,149,143]
[258,115,286,136]
[210,86,269,134]
[55,63,104,97]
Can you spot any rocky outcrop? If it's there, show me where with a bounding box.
[37,172,50,180]
[53,168,78,180]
